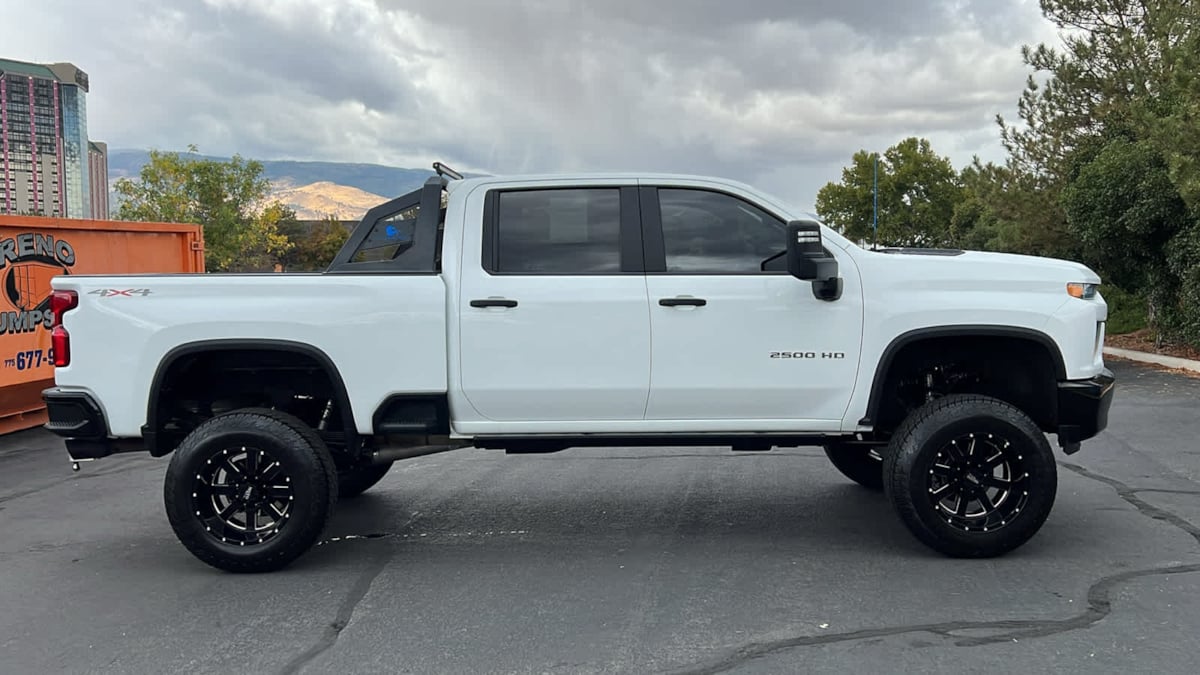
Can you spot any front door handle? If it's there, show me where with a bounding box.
[659,297,707,307]
[470,298,518,308]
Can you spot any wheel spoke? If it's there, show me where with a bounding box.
[260,461,283,482]
[978,491,997,514]
[209,483,238,497]
[224,456,245,479]
[984,453,1007,470]
[216,500,240,520]
[246,448,260,478]
[930,483,953,498]
[979,475,1017,490]
[955,494,969,517]
[265,484,292,500]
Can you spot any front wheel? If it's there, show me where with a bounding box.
[163,408,338,573]
[883,394,1057,558]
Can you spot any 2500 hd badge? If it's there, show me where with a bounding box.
[769,351,847,359]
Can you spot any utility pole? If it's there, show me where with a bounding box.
[873,153,879,250]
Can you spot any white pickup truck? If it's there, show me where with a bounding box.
[42,164,1115,572]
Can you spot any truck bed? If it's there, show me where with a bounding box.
[50,273,449,436]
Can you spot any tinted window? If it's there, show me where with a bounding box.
[658,189,787,273]
[342,188,444,272]
[495,189,621,274]
[352,202,421,264]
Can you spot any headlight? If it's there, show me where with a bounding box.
[1067,282,1098,299]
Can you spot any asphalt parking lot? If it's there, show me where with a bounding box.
[1,359,1197,674]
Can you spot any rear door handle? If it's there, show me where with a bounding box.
[470,298,518,308]
[659,297,707,307]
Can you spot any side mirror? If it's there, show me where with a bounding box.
[786,220,842,301]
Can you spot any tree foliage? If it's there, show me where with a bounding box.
[277,215,352,272]
[817,0,1200,347]
[1061,137,1189,323]
[113,146,294,272]
[815,138,963,248]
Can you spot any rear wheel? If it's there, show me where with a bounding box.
[883,394,1057,558]
[163,408,337,573]
[337,461,394,498]
[823,443,884,491]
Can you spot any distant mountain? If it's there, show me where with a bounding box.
[106,148,439,201]
[268,181,389,220]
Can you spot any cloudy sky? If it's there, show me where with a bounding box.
[9,0,1058,210]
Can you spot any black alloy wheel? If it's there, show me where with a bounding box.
[883,394,1057,558]
[164,408,337,573]
[925,432,1030,533]
[191,445,295,546]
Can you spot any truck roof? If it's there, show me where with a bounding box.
[443,171,766,193]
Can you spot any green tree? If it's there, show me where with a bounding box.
[1061,137,1190,327]
[114,146,293,272]
[277,215,352,272]
[998,0,1196,179]
[815,137,963,248]
[989,0,1200,346]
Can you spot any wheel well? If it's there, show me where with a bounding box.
[865,334,1061,436]
[146,343,357,457]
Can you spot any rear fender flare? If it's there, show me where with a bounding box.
[144,339,357,456]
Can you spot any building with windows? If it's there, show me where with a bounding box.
[0,57,107,219]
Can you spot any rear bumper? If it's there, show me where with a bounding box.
[42,388,141,461]
[1056,368,1116,453]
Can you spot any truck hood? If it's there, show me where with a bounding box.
[861,247,1102,285]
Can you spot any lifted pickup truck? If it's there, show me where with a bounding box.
[42,165,1114,572]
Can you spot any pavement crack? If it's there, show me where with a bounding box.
[1132,488,1200,496]
[278,547,391,675]
[278,512,424,675]
[665,461,1200,674]
[666,562,1200,674]
[1060,462,1200,546]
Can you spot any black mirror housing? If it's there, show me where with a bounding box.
[785,220,842,301]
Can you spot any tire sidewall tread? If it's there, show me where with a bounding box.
[163,407,338,573]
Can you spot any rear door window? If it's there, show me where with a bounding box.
[487,188,623,275]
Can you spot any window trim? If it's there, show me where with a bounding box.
[481,185,644,276]
[639,185,796,276]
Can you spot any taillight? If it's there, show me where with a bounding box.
[50,290,77,367]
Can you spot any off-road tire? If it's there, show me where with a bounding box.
[337,461,394,498]
[882,394,1057,558]
[823,443,885,490]
[163,408,338,573]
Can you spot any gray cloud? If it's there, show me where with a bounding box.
[6,0,1054,209]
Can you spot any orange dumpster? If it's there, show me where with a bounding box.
[0,215,205,434]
